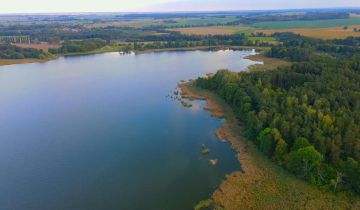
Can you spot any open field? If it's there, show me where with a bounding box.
[165,16,239,27]
[258,26,360,39]
[171,26,239,35]
[246,53,291,71]
[171,24,360,40]
[171,26,255,35]
[15,43,61,52]
[247,36,280,45]
[87,16,239,28]
[87,19,164,28]
[253,17,360,29]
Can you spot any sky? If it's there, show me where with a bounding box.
[0,0,359,14]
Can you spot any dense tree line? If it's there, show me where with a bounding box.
[0,44,46,59]
[49,39,107,54]
[267,33,360,61]
[46,34,260,54]
[0,24,250,44]
[130,34,255,50]
[195,33,360,194]
[0,24,157,43]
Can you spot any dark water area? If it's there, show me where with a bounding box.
[0,50,260,210]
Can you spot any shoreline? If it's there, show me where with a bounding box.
[179,82,263,209]
[180,81,360,209]
[63,45,268,56]
[134,45,268,54]
[0,45,268,67]
[245,53,291,71]
[0,57,56,67]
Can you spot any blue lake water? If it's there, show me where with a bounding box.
[0,50,259,210]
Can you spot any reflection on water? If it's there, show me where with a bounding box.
[0,50,260,210]
[188,100,204,113]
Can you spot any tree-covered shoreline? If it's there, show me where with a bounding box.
[0,44,47,59]
[195,33,360,194]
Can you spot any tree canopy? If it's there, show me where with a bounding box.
[195,32,360,194]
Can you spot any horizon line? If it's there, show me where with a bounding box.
[0,6,359,16]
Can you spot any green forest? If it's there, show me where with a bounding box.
[48,39,107,54]
[195,33,360,194]
[0,44,47,59]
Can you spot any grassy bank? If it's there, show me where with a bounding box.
[245,53,291,71]
[0,57,56,67]
[181,82,360,210]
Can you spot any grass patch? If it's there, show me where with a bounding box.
[247,36,280,45]
[194,199,214,210]
[248,37,276,42]
[246,53,291,71]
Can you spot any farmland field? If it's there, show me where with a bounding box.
[171,26,255,35]
[15,43,61,52]
[87,19,164,28]
[87,16,239,28]
[257,26,360,39]
[165,16,239,27]
[252,17,360,29]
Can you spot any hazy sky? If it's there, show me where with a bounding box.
[0,0,359,13]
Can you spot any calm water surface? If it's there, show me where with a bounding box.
[0,50,260,210]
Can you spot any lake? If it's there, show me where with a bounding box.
[0,50,260,210]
